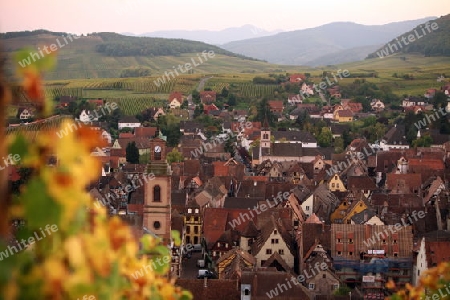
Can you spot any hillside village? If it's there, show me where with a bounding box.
[6,73,450,299]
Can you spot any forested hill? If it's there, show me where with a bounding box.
[0,30,275,79]
[92,32,257,59]
[0,30,258,60]
[366,14,450,58]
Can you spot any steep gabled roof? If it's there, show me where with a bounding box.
[251,215,295,257]
[261,251,293,273]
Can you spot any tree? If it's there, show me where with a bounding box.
[221,87,229,98]
[167,148,184,164]
[120,127,133,133]
[157,114,182,147]
[227,93,236,106]
[126,141,140,163]
[194,103,204,118]
[412,134,433,147]
[334,137,344,153]
[334,285,351,296]
[317,127,333,147]
[191,89,200,104]
[256,98,276,126]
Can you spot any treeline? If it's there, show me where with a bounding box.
[120,68,151,78]
[367,14,450,58]
[0,30,73,39]
[93,32,256,59]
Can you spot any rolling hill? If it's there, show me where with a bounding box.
[366,14,450,58]
[221,17,437,66]
[0,31,299,80]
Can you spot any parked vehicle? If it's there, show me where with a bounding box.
[197,270,216,279]
[192,244,202,252]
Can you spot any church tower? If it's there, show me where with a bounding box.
[144,138,171,244]
[260,118,271,149]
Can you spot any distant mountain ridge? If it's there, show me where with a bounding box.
[138,24,284,45]
[220,17,437,66]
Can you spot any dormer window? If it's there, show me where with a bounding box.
[188,208,192,214]
[195,208,199,214]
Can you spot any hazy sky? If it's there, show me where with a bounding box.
[1,0,449,34]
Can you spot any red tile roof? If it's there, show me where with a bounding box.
[336,109,353,118]
[408,158,444,171]
[200,91,216,103]
[386,173,422,193]
[289,73,306,82]
[134,127,157,138]
[268,100,284,110]
[119,132,134,138]
[168,91,183,102]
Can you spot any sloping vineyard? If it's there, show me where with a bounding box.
[105,97,166,115]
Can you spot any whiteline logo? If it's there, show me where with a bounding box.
[414,107,450,130]
[376,21,439,58]
[266,262,328,298]
[18,34,80,68]
[363,210,426,248]
[153,50,215,87]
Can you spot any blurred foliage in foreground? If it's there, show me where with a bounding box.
[0,48,191,299]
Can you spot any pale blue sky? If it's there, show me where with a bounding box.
[1,0,449,34]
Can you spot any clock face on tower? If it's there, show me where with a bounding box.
[155,146,161,152]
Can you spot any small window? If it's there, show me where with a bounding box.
[394,252,398,257]
[337,183,340,188]
[153,185,161,202]
[271,238,279,244]
[274,230,278,235]
[349,239,353,244]
[266,249,272,255]
[278,249,284,255]
[337,251,342,256]
[244,289,250,296]
[337,238,341,243]
[309,283,315,290]
[195,208,199,214]
[322,274,326,278]
[306,206,310,211]
[393,239,397,244]
[349,251,353,256]
[217,242,220,247]
[332,183,335,188]
[153,221,161,230]
[382,239,386,244]
[187,208,192,213]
